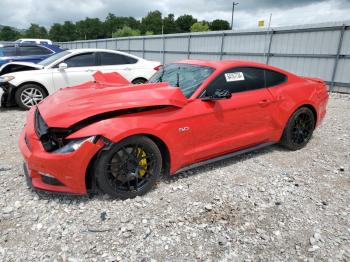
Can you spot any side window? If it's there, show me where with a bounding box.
[205,67,265,96]
[19,46,52,56]
[99,52,137,65]
[1,46,17,56]
[64,53,96,67]
[264,70,287,87]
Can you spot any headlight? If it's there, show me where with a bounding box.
[54,136,97,154]
[0,75,15,83]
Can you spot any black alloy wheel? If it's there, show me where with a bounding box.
[280,107,315,150]
[95,136,162,199]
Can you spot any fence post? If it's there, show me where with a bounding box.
[266,30,274,65]
[219,32,225,60]
[128,37,131,53]
[115,38,118,50]
[142,37,145,58]
[187,34,191,59]
[162,35,166,64]
[330,24,346,91]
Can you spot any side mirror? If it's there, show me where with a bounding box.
[201,89,232,101]
[58,63,68,71]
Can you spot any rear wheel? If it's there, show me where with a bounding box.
[95,136,162,199]
[15,84,47,110]
[132,78,147,84]
[280,107,315,150]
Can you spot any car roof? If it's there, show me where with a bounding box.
[176,59,293,75]
[67,48,143,59]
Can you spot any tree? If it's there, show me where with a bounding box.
[210,19,230,31]
[0,26,20,41]
[141,10,162,35]
[25,24,48,38]
[49,23,63,41]
[190,22,210,32]
[163,14,177,34]
[112,26,141,37]
[175,15,197,33]
[76,18,105,40]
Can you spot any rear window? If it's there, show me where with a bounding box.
[0,46,17,56]
[99,52,137,65]
[264,69,287,87]
[19,46,52,56]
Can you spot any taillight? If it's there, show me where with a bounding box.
[154,65,163,71]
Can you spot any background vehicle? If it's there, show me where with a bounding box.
[0,43,63,66]
[0,49,161,109]
[19,60,329,199]
[15,39,53,45]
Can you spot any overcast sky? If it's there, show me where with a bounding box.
[1,0,350,29]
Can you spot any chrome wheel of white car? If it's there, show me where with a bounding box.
[15,84,47,110]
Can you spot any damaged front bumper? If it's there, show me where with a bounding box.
[0,82,17,107]
[19,108,105,195]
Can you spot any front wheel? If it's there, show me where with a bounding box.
[280,107,315,150]
[15,84,47,110]
[95,136,162,199]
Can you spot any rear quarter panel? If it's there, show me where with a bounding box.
[267,75,328,140]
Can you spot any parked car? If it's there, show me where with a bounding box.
[19,60,329,199]
[15,39,53,45]
[0,43,63,66]
[0,49,161,109]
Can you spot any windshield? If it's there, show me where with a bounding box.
[38,50,71,67]
[148,63,215,98]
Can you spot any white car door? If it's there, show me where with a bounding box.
[51,52,98,90]
[96,52,140,82]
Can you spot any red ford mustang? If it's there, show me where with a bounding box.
[19,60,329,199]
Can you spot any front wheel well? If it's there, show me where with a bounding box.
[17,82,49,96]
[85,134,171,194]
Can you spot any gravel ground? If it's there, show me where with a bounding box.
[0,93,349,261]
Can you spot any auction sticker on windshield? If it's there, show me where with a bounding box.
[225,72,245,82]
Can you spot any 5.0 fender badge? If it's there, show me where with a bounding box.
[178,127,190,133]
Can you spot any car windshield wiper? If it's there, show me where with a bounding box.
[176,67,180,87]
[159,69,165,82]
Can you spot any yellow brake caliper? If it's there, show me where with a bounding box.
[137,148,147,177]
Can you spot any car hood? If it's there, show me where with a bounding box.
[0,61,43,75]
[38,73,188,128]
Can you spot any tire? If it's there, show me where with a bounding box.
[280,107,315,150]
[132,78,147,84]
[15,84,47,110]
[95,135,162,199]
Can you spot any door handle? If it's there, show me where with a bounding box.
[124,68,132,71]
[258,99,271,106]
[86,69,95,72]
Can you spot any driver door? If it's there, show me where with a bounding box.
[51,52,98,90]
[180,67,276,163]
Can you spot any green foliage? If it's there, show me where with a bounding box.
[141,10,162,35]
[76,18,105,40]
[190,22,210,32]
[25,23,48,38]
[210,19,231,31]
[112,26,141,37]
[105,13,141,37]
[176,15,197,33]
[163,14,178,34]
[0,26,20,41]
[0,11,230,41]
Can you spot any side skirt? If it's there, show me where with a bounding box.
[174,142,275,174]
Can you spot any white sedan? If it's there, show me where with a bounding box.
[0,49,161,109]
